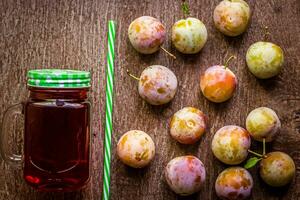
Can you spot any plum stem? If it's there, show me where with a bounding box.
[263,25,270,41]
[126,69,140,81]
[224,55,236,69]
[263,138,266,155]
[248,149,263,158]
[160,46,176,59]
[181,1,190,19]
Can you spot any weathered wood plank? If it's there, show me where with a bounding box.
[0,0,299,199]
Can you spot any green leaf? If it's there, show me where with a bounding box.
[244,157,262,169]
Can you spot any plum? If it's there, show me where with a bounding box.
[215,167,253,200]
[165,156,206,196]
[137,65,178,105]
[246,107,281,142]
[212,125,251,165]
[213,0,251,36]
[200,65,237,103]
[260,152,295,187]
[117,130,155,168]
[170,107,207,144]
[171,17,207,54]
[246,41,284,79]
[128,16,166,54]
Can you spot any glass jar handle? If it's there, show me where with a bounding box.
[0,103,23,168]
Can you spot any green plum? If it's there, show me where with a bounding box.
[246,107,281,142]
[246,42,284,79]
[170,107,207,144]
[171,17,207,54]
[260,152,295,187]
[212,125,251,165]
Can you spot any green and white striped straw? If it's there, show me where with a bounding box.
[102,20,116,200]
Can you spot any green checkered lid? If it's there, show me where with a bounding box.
[27,69,91,88]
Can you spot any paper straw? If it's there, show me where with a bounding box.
[102,20,116,200]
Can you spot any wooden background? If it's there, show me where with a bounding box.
[0,0,299,199]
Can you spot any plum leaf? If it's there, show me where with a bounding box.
[244,157,262,169]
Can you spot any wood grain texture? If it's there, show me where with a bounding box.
[0,0,299,199]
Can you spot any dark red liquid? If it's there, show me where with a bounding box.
[24,88,90,192]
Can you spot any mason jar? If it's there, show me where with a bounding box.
[0,69,91,192]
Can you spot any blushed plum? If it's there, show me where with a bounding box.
[117,130,155,168]
[246,42,284,79]
[171,17,208,54]
[260,152,295,187]
[246,107,281,142]
[170,107,207,144]
[212,125,251,165]
[215,167,253,200]
[214,0,251,36]
[128,16,166,54]
[165,156,206,196]
[138,65,178,105]
[200,65,237,103]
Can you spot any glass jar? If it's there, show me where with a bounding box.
[0,69,91,192]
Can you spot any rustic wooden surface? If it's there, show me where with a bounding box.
[0,0,299,199]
